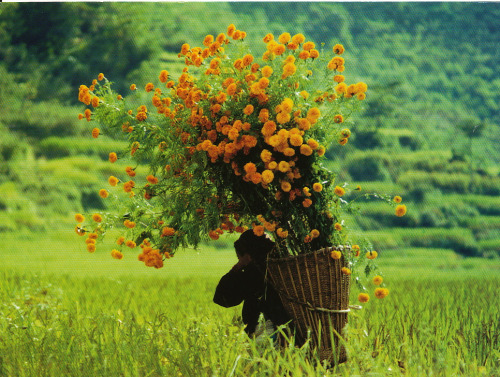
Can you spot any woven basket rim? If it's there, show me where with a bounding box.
[268,245,352,263]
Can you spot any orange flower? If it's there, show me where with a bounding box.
[146,175,159,184]
[352,245,360,257]
[302,198,312,208]
[243,104,254,115]
[159,70,169,83]
[358,293,370,303]
[116,236,125,245]
[161,227,176,237]
[395,205,407,217]
[75,214,85,223]
[374,288,389,299]
[309,49,319,59]
[97,73,104,81]
[393,196,402,203]
[366,251,378,260]
[253,225,265,236]
[334,186,345,196]
[330,250,341,260]
[333,44,345,55]
[282,62,296,78]
[87,244,96,253]
[261,66,273,78]
[341,267,351,275]
[130,84,137,91]
[277,228,288,238]
[334,114,344,123]
[124,220,136,229]
[281,181,292,192]
[91,128,100,138]
[111,249,123,260]
[291,33,305,45]
[108,176,119,186]
[303,41,315,51]
[261,170,274,184]
[99,189,109,199]
[334,223,342,231]
[125,240,136,248]
[92,213,102,223]
[312,183,323,192]
[299,144,313,156]
[136,112,147,122]
[310,229,320,238]
[91,96,100,108]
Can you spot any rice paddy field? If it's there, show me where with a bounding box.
[0,230,499,377]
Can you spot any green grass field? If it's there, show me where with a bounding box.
[1,231,499,376]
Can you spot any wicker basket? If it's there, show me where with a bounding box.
[266,246,351,364]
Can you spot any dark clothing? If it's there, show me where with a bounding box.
[213,262,290,335]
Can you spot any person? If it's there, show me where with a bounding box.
[213,230,291,339]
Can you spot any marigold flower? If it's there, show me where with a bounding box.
[227,24,236,37]
[232,30,242,40]
[393,196,402,203]
[92,213,102,223]
[334,114,344,124]
[335,82,347,94]
[85,238,95,245]
[306,107,320,122]
[116,236,125,246]
[312,183,323,192]
[276,112,291,124]
[330,250,342,260]
[262,170,274,184]
[352,244,360,257]
[317,146,326,157]
[136,112,147,122]
[358,293,370,303]
[88,233,98,240]
[333,75,345,83]
[125,240,136,248]
[75,214,85,223]
[108,176,119,186]
[307,139,319,150]
[303,198,312,208]
[268,161,278,170]
[209,230,220,240]
[243,104,254,115]
[300,144,313,156]
[291,33,305,45]
[340,129,351,138]
[161,227,175,237]
[395,204,407,217]
[309,49,319,59]
[146,175,159,184]
[366,251,378,260]
[123,220,136,229]
[338,137,348,146]
[333,44,345,55]
[91,96,100,108]
[282,62,296,78]
[278,33,291,44]
[373,275,383,285]
[273,44,286,56]
[111,249,123,260]
[253,225,265,237]
[277,228,288,238]
[87,244,96,253]
[334,186,345,196]
[97,73,104,81]
[374,288,389,299]
[281,181,292,192]
[244,162,257,175]
[357,92,366,100]
[130,84,137,91]
[334,223,342,231]
[180,43,190,55]
[341,267,351,275]
[261,65,273,78]
[92,128,100,138]
[99,189,109,199]
[310,229,320,238]
[303,41,315,51]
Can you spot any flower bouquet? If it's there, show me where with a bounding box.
[75,25,405,362]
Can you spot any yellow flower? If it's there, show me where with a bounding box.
[366,251,378,260]
[309,49,319,59]
[85,238,95,245]
[358,293,370,303]
[276,112,291,124]
[274,44,286,55]
[300,144,313,156]
[307,139,319,150]
[281,181,292,192]
[317,146,326,157]
[333,44,345,54]
[310,229,320,239]
[330,250,341,260]
[261,66,273,78]
[99,189,109,199]
[303,41,315,51]
[108,176,119,186]
[111,249,123,260]
[159,70,169,83]
[340,129,351,138]
[262,170,274,184]
[341,267,351,275]
[278,161,291,173]
[282,62,296,78]
[334,186,345,196]
[334,223,342,231]
[92,213,102,223]
[243,105,254,115]
[373,275,383,285]
[395,204,407,217]
[357,92,366,100]
[374,288,389,299]
[335,82,347,94]
[306,107,320,123]
[130,84,137,91]
[393,196,402,203]
[278,32,291,44]
[75,214,85,223]
[313,183,323,192]
[124,220,136,229]
[292,33,305,45]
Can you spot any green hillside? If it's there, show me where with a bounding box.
[0,3,498,258]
